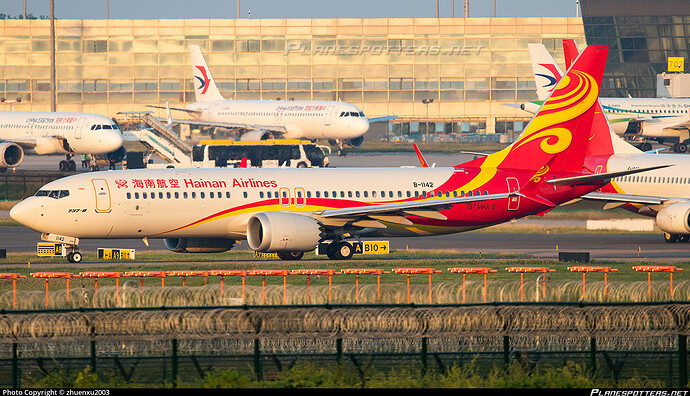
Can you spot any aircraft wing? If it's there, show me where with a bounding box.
[2,136,67,150]
[317,192,517,224]
[156,117,288,134]
[147,104,201,115]
[368,115,398,123]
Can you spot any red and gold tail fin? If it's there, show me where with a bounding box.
[563,39,580,70]
[484,45,608,175]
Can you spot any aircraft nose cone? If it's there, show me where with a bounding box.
[107,131,125,152]
[10,199,36,228]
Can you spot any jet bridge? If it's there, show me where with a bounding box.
[117,111,193,167]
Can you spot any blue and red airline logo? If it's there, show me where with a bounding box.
[195,66,211,94]
[536,63,562,92]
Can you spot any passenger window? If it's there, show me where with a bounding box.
[348,191,352,198]
[226,192,230,198]
[210,192,215,198]
[159,192,163,199]
[143,193,148,199]
[192,192,196,199]
[200,192,205,198]
[364,191,368,198]
[340,191,345,198]
[127,192,131,199]
[260,192,264,198]
[316,191,321,198]
[184,192,188,199]
[175,192,179,199]
[243,192,248,198]
[324,191,328,198]
[167,192,171,199]
[135,192,140,199]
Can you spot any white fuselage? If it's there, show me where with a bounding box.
[10,167,459,240]
[604,152,690,200]
[185,100,370,140]
[0,111,124,155]
[600,98,690,137]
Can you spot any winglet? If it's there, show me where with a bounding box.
[412,143,429,168]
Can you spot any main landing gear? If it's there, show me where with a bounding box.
[274,241,356,261]
[664,233,690,243]
[59,155,77,172]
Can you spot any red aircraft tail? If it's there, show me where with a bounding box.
[476,45,608,178]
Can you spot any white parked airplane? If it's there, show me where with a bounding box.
[150,45,395,155]
[518,41,690,153]
[0,111,125,171]
[12,45,647,263]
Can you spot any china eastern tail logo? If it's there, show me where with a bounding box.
[536,63,562,92]
[194,66,211,94]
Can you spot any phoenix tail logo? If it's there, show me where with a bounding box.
[194,66,211,94]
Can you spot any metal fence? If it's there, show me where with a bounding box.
[0,170,76,201]
[1,302,690,387]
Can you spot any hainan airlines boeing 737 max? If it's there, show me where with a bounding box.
[0,111,125,171]
[11,45,664,263]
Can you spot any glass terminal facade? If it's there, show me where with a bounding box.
[0,17,585,142]
[581,0,690,98]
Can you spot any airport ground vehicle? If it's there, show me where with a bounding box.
[190,140,329,168]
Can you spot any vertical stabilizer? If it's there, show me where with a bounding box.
[491,45,608,174]
[528,43,564,101]
[189,45,225,102]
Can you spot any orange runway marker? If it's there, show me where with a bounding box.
[0,273,27,309]
[340,269,390,303]
[505,267,556,302]
[392,268,442,305]
[448,267,497,303]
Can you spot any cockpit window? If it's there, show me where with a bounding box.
[359,111,365,117]
[102,125,112,129]
[35,190,70,199]
[91,125,101,130]
[349,112,359,117]
[340,111,348,117]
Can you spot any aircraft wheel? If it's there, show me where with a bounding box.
[678,143,688,153]
[680,235,690,243]
[59,160,68,171]
[277,251,304,260]
[329,241,354,260]
[664,233,678,243]
[71,251,83,263]
[642,142,653,151]
[296,161,308,168]
[68,160,77,171]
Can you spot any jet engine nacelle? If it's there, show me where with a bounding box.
[519,102,541,114]
[246,212,322,252]
[164,238,236,253]
[656,203,690,234]
[347,135,364,148]
[0,142,24,167]
[240,130,274,141]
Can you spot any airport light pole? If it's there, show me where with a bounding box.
[421,98,434,143]
[50,0,56,112]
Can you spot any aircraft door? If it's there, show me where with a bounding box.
[506,177,520,211]
[279,187,291,207]
[75,117,87,139]
[91,179,112,213]
[324,105,335,126]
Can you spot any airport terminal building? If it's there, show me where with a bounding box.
[2,1,686,143]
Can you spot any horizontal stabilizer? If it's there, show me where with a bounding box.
[582,191,665,205]
[546,164,671,186]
